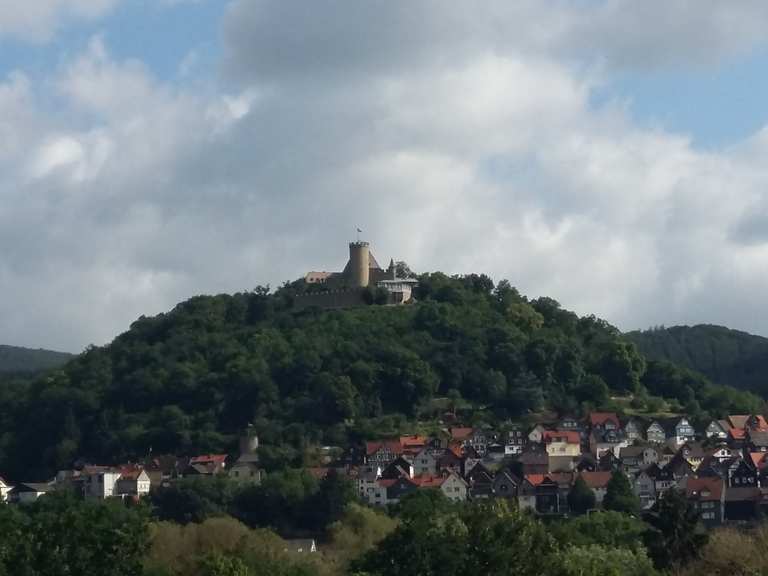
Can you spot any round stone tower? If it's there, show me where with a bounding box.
[348,241,370,287]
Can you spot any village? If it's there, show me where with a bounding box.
[1,412,767,530]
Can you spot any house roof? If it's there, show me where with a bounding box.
[449,427,474,441]
[589,412,620,428]
[729,428,747,440]
[414,473,465,488]
[14,482,54,493]
[189,454,227,465]
[578,471,612,489]
[685,477,724,501]
[748,430,768,446]
[543,430,580,444]
[620,445,649,459]
[728,415,751,430]
[365,440,403,456]
[399,435,427,448]
[752,415,768,430]
[750,453,767,468]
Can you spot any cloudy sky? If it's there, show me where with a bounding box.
[3,1,768,352]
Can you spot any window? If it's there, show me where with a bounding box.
[702,512,715,520]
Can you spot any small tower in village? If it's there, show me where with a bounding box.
[239,425,259,456]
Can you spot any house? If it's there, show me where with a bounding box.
[634,469,657,509]
[589,412,621,432]
[437,446,463,475]
[683,477,725,528]
[724,487,761,522]
[623,419,642,442]
[578,471,612,505]
[399,435,428,455]
[575,454,598,472]
[679,443,705,470]
[619,446,658,474]
[648,463,676,496]
[230,427,263,484]
[0,476,11,503]
[548,456,577,473]
[229,454,263,484]
[385,476,419,505]
[116,466,151,498]
[414,471,468,502]
[492,468,521,500]
[708,445,733,463]
[646,421,666,444]
[727,415,751,430]
[9,483,54,504]
[728,427,747,447]
[671,418,696,445]
[462,445,483,474]
[528,424,547,444]
[590,429,629,458]
[520,475,560,514]
[357,466,385,505]
[728,459,759,488]
[667,453,694,481]
[466,463,495,499]
[517,448,549,475]
[365,440,404,466]
[746,414,768,431]
[83,466,122,499]
[747,430,768,453]
[505,427,526,455]
[705,420,729,440]
[381,456,414,480]
[658,445,677,467]
[284,539,317,554]
[448,428,488,455]
[187,454,228,476]
[543,430,581,457]
[412,446,438,476]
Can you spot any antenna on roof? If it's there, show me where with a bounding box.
[356,227,362,242]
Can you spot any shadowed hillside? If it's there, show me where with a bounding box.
[0,344,73,374]
[626,325,768,396]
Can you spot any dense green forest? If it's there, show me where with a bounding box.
[0,344,72,374]
[627,325,768,397]
[0,274,762,480]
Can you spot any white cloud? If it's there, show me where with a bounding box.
[0,0,117,42]
[5,2,768,351]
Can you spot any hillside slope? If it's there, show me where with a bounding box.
[626,325,768,396]
[0,344,73,374]
[0,275,760,480]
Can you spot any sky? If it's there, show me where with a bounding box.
[3,1,768,352]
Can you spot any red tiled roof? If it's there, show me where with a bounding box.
[413,474,447,488]
[450,427,474,441]
[750,453,767,468]
[753,415,768,430]
[365,440,404,456]
[524,474,556,486]
[589,412,620,428]
[543,430,580,444]
[189,454,227,465]
[578,471,612,489]
[729,428,747,440]
[685,477,724,501]
[399,435,428,448]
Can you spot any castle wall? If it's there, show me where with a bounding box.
[293,289,367,311]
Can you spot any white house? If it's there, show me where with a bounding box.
[84,467,122,499]
[0,477,11,503]
[10,483,54,504]
[116,468,152,498]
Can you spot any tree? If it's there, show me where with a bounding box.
[548,544,656,576]
[549,511,647,552]
[643,488,708,570]
[603,471,640,515]
[0,492,149,576]
[567,476,596,515]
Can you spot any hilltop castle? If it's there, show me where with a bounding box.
[299,240,418,308]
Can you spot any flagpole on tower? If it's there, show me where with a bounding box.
[356,227,362,243]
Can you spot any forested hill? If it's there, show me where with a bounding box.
[0,274,761,480]
[626,325,768,396]
[0,344,73,374]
